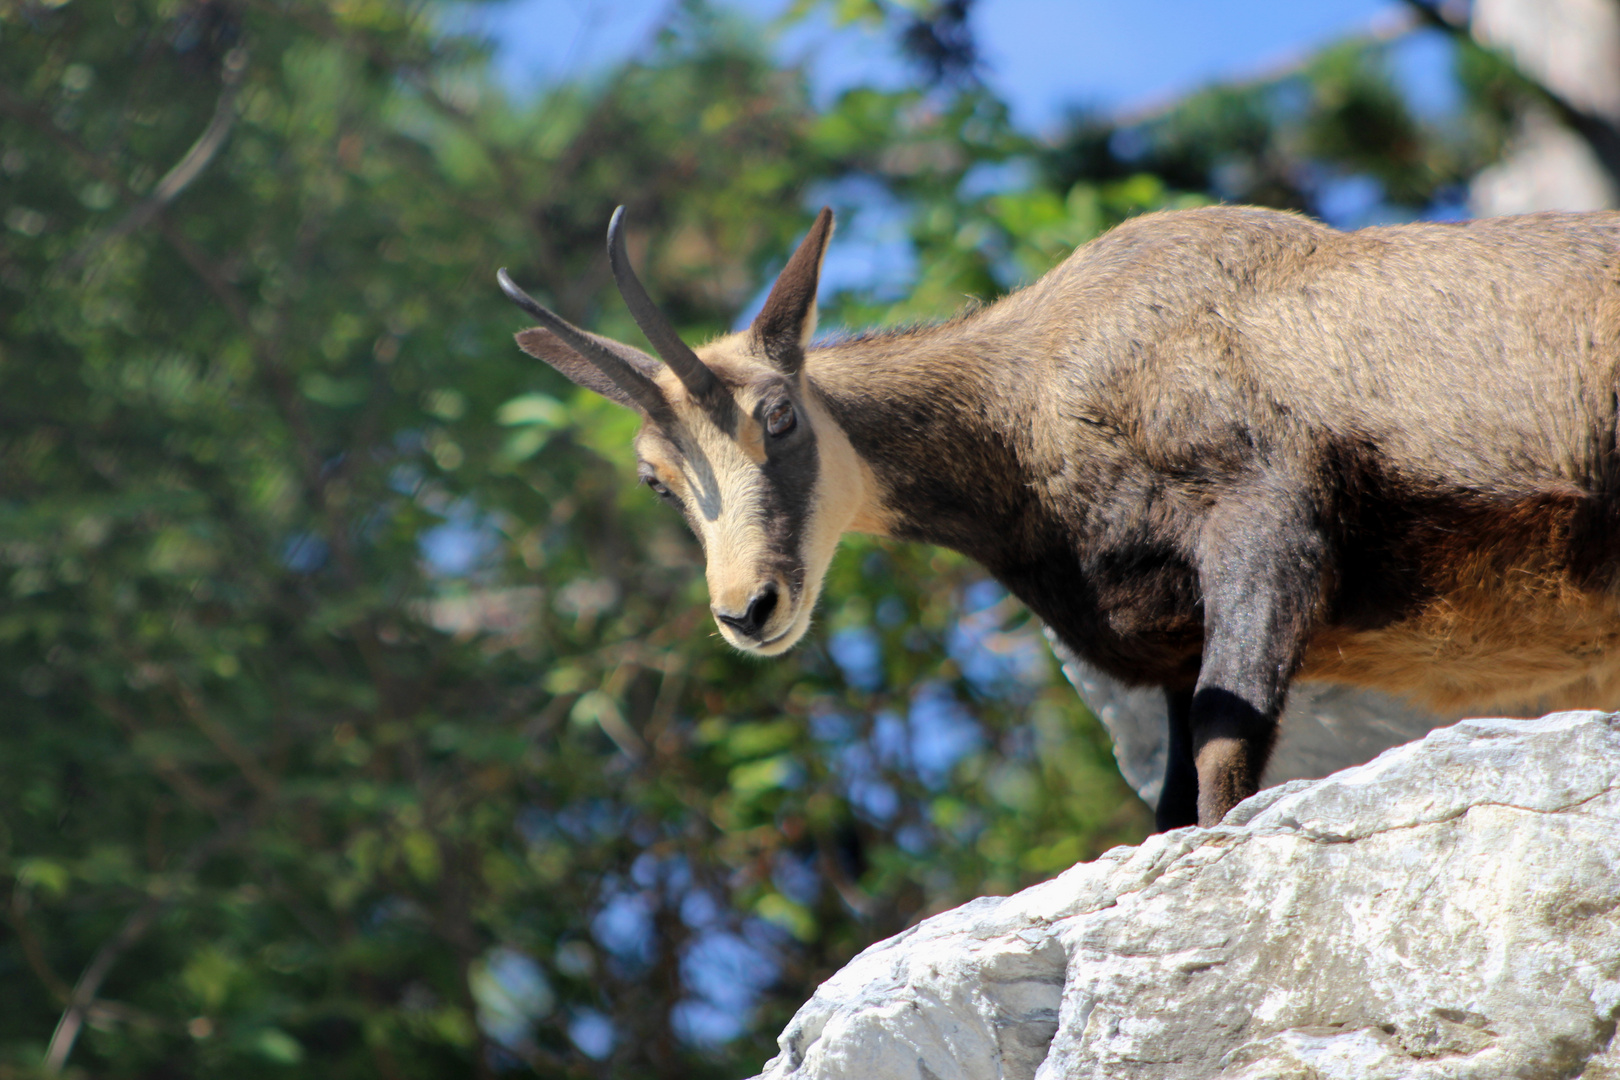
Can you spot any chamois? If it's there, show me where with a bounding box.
[497,204,1620,830]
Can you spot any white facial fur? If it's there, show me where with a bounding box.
[633,339,878,656]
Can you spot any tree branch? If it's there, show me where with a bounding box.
[98,692,233,818]
[0,74,356,582]
[1112,8,1423,127]
[42,825,244,1074]
[7,886,73,1006]
[172,677,278,798]
[0,85,128,189]
[57,47,249,277]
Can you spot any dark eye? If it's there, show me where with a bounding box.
[765,401,796,437]
[638,472,677,501]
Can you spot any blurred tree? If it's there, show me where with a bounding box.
[0,1,1142,1077]
[0,0,1550,1077]
[1405,0,1620,213]
[1038,31,1495,226]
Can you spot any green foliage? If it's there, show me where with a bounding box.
[0,1,1515,1077]
[1038,32,1515,225]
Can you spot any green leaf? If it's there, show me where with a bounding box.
[249,1028,306,1065]
[14,858,70,897]
[299,372,370,407]
[729,754,798,796]
[756,892,817,942]
[401,829,442,883]
[726,719,799,760]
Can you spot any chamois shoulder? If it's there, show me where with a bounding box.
[1010,205,1330,329]
[1069,204,1332,270]
[1099,203,1328,244]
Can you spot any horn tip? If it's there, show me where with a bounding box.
[496,267,523,302]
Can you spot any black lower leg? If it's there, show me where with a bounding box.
[1156,687,1198,831]
[1188,482,1322,826]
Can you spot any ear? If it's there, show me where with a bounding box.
[751,207,834,375]
[515,326,663,414]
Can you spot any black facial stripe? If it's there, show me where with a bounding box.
[756,415,819,597]
[640,396,819,594]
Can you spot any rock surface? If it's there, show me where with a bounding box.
[750,712,1620,1080]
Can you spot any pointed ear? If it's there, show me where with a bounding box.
[751,207,833,375]
[515,327,664,414]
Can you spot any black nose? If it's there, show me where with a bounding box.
[715,584,780,640]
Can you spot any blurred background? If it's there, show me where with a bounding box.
[2,0,1614,1076]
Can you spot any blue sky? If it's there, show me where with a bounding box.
[468,0,1457,132]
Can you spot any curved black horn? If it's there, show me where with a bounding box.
[496,268,672,421]
[606,207,729,413]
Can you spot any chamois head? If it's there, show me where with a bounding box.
[498,207,867,655]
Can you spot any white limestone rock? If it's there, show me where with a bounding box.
[751,712,1620,1080]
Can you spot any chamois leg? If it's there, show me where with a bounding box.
[1191,495,1323,826]
[1156,687,1198,831]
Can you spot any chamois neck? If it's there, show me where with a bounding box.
[807,312,1052,564]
